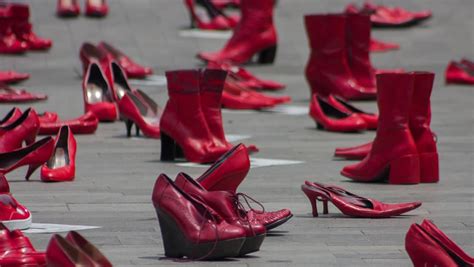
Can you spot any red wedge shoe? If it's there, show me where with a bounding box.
[445,61,474,85]
[0,108,39,153]
[335,141,372,160]
[341,73,420,184]
[152,174,246,260]
[85,0,108,17]
[197,0,277,64]
[0,222,46,264]
[38,112,98,135]
[40,126,76,182]
[8,3,52,50]
[0,107,22,127]
[309,94,367,132]
[65,231,112,267]
[0,70,29,84]
[369,38,399,52]
[46,234,97,267]
[57,0,80,17]
[185,0,235,30]
[327,95,378,130]
[302,181,421,218]
[118,92,160,138]
[0,175,32,230]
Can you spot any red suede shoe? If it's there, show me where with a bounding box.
[0,70,29,84]
[57,0,80,17]
[0,108,39,153]
[40,126,76,182]
[39,112,98,135]
[0,175,32,230]
[85,0,108,17]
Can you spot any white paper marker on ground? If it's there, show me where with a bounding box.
[179,29,233,39]
[129,75,167,87]
[177,157,304,169]
[23,223,100,234]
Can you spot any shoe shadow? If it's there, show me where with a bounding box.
[140,255,240,262]
[266,230,289,237]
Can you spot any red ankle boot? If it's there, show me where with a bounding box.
[341,73,420,184]
[0,108,39,153]
[304,14,375,100]
[160,70,227,163]
[0,10,27,54]
[8,4,52,50]
[197,0,277,64]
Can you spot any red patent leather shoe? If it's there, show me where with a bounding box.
[309,94,367,132]
[175,172,266,256]
[335,141,372,160]
[39,112,98,135]
[302,181,421,217]
[0,108,39,153]
[304,14,375,100]
[185,0,237,30]
[197,0,277,64]
[38,112,58,124]
[370,38,399,52]
[246,209,293,231]
[82,62,117,122]
[85,0,108,17]
[327,95,378,129]
[160,70,227,163]
[66,231,112,267]
[0,70,29,84]
[119,92,160,138]
[0,137,54,180]
[106,61,133,101]
[152,174,246,259]
[97,42,153,79]
[0,223,46,265]
[46,234,97,267]
[0,175,32,230]
[0,83,47,103]
[40,126,76,182]
[0,107,22,127]
[445,61,474,85]
[57,0,80,17]
[341,73,420,184]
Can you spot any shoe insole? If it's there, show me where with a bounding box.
[89,0,103,7]
[86,84,107,104]
[114,83,129,100]
[47,148,68,169]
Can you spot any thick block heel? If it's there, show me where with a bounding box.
[160,132,176,161]
[257,45,277,64]
[388,154,420,184]
[239,234,266,256]
[419,152,439,183]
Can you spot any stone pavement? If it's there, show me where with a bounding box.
[1,0,473,266]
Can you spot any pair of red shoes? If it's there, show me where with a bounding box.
[152,143,292,260]
[406,220,473,267]
[340,72,439,184]
[0,82,47,103]
[0,176,31,230]
[0,3,52,54]
[185,0,239,30]
[301,181,421,218]
[305,14,377,100]
[198,0,277,64]
[309,94,377,132]
[57,0,108,18]
[445,58,474,85]
[0,70,29,84]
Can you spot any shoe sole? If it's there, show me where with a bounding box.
[265,214,293,231]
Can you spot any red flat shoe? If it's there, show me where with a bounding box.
[119,92,160,138]
[0,175,32,230]
[309,94,367,132]
[65,231,112,267]
[0,222,46,265]
[39,112,98,135]
[8,3,52,50]
[327,95,378,130]
[46,234,97,267]
[0,108,39,153]
[97,42,153,79]
[0,107,22,127]
[82,62,117,122]
[197,0,277,64]
[0,70,29,84]
[40,126,76,182]
[302,181,421,218]
[38,111,59,124]
[185,0,235,30]
[0,83,47,103]
[57,0,80,17]
[0,137,54,180]
[334,141,372,160]
[445,61,474,85]
[369,38,400,52]
[85,0,108,17]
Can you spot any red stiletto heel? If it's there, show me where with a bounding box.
[118,92,160,139]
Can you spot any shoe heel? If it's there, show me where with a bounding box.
[25,163,41,181]
[135,124,140,137]
[257,45,277,64]
[316,122,324,130]
[419,152,439,183]
[301,186,319,217]
[388,154,420,184]
[160,132,176,161]
[322,199,329,214]
[125,119,133,137]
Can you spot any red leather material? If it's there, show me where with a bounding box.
[57,0,80,17]
[79,42,110,76]
[0,11,28,54]
[246,209,292,230]
[0,223,45,265]
[85,0,108,17]
[185,0,236,30]
[0,108,39,153]
[445,62,474,85]
[118,92,160,138]
[369,38,399,52]
[0,84,47,103]
[38,112,98,135]
[7,4,52,50]
[334,141,372,160]
[0,71,29,84]
[46,234,96,267]
[40,126,76,182]
[38,112,59,124]
[0,176,32,230]
[327,95,378,130]
[0,108,22,127]
[66,231,112,267]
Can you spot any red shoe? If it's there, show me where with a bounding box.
[119,92,160,138]
[65,231,112,267]
[0,83,47,103]
[82,62,117,122]
[97,42,153,79]
[334,141,372,160]
[185,0,235,30]
[46,234,97,267]
[327,95,378,129]
[160,70,227,163]
[460,58,474,71]
[341,73,420,184]
[0,10,27,54]
[302,181,421,217]
[364,1,432,25]
[0,137,54,180]
[57,0,80,17]
[40,126,76,182]
[0,70,29,84]
[207,0,240,10]
[0,107,22,127]
[309,94,367,132]
[370,38,399,52]
[0,175,32,230]
[0,223,45,264]
[105,61,133,101]
[39,112,98,135]
[175,172,266,256]
[38,112,59,124]
[79,42,110,75]
[304,14,375,100]
[85,0,108,17]
[0,108,39,153]
[152,174,246,259]
[445,61,474,85]
[246,209,293,231]
[197,0,277,64]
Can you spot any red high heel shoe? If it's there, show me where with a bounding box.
[302,181,421,218]
[40,126,76,182]
[445,61,474,85]
[82,62,117,122]
[0,137,54,180]
[8,3,52,50]
[461,58,474,71]
[0,8,27,54]
[369,38,399,52]
[0,70,29,84]
[309,94,367,132]
[106,61,133,101]
[97,42,153,79]
[304,14,375,100]
[85,0,108,17]
[197,0,277,64]
[327,95,378,129]
[160,70,227,163]
[185,0,235,30]
[46,234,97,267]
[65,231,112,267]
[38,112,98,135]
[341,73,420,184]
[152,174,246,260]
[119,92,160,138]
[0,175,32,230]
[175,172,266,256]
[0,83,47,103]
[0,108,39,153]
[38,112,59,124]
[0,107,22,127]
[57,0,80,17]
